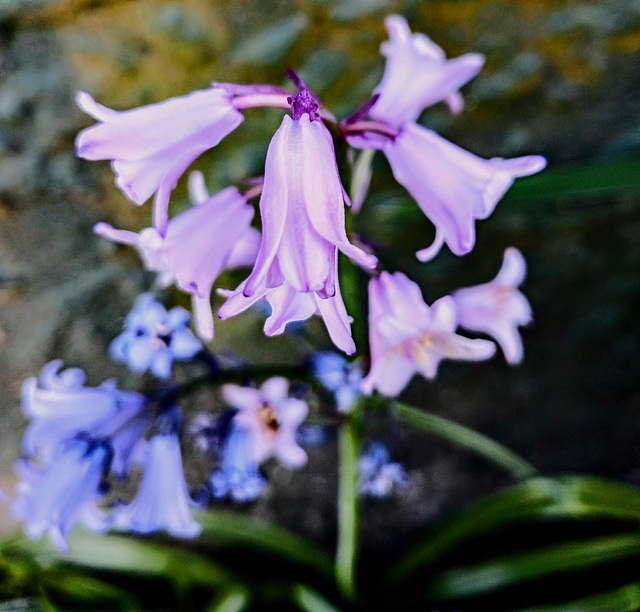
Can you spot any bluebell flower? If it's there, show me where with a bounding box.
[209,424,266,503]
[22,360,148,470]
[110,293,202,379]
[12,438,113,551]
[115,432,201,538]
[358,440,408,499]
[310,351,363,413]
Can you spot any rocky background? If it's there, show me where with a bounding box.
[1,0,640,554]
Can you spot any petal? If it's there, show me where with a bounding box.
[263,285,317,335]
[222,385,261,413]
[495,247,527,286]
[260,377,290,404]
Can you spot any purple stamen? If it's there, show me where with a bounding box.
[343,94,380,125]
[285,68,320,121]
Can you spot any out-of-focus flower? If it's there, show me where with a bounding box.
[209,424,266,503]
[359,440,408,499]
[218,253,356,355]
[115,433,201,538]
[382,124,547,261]
[453,247,532,364]
[96,173,260,340]
[371,14,485,125]
[242,86,377,299]
[109,294,202,379]
[12,439,112,551]
[362,271,496,397]
[223,378,308,468]
[21,360,147,467]
[310,351,363,412]
[76,89,243,234]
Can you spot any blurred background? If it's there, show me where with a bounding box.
[0,0,639,563]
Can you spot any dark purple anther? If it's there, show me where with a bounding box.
[286,68,320,121]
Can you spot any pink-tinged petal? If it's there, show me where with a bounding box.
[263,285,317,336]
[222,385,261,413]
[384,123,545,259]
[495,247,527,286]
[361,351,416,397]
[370,15,485,127]
[243,116,291,296]
[281,398,309,426]
[192,294,214,341]
[491,322,525,365]
[276,435,307,468]
[429,296,458,333]
[187,170,210,206]
[445,92,464,114]
[226,227,262,269]
[260,377,290,404]
[378,271,431,324]
[376,315,419,348]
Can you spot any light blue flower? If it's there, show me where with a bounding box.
[110,293,202,379]
[209,424,266,503]
[12,439,113,551]
[310,351,363,413]
[358,440,408,499]
[115,433,201,538]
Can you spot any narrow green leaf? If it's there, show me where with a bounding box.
[389,476,640,583]
[335,415,360,600]
[291,583,344,612]
[393,402,538,480]
[428,531,640,600]
[196,510,333,578]
[206,586,250,612]
[513,581,640,612]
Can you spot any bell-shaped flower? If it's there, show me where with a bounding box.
[22,360,147,467]
[362,271,496,397]
[208,424,267,503]
[222,378,308,468]
[76,88,244,233]
[95,175,259,340]
[310,351,363,413]
[115,433,201,538]
[12,439,112,551]
[358,440,408,499]
[218,249,356,355]
[383,123,546,261]
[109,294,202,379]
[452,247,532,364]
[242,109,377,299]
[371,14,485,125]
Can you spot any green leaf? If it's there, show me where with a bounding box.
[335,414,361,600]
[5,530,234,589]
[195,510,333,578]
[427,531,640,600]
[388,476,640,583]
[513,581,640,612]
[393,402,538,480]
[206,586,250,612]
[291,583,344,612]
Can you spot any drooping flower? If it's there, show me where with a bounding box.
[382,124,547,261]
[208,423,267,503]
[370,14,485,125]
[95,173,260,340]
[362,271,496,397]
[218,253,356,355]
[242,83,377,299]
[452,247,532,364]
[359,440,408,499]
[12,439,112,551]
[115,432,201,538]
[21,360,147,467]
[109,294,202,379]
[223,378,308,468]
[310,351,363,413]
[76,88,244,234]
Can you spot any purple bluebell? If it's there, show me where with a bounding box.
[95,172,260,340]
[22,360,147,468]
[109,293,202,379]
[453,247,532,364]
[115,432,201,538]
[209,424,267,503]
[12,439,113,551]
[362,271,496,397]
[310,351,363,413]
[76,88,244,234]
[358,440,408,499]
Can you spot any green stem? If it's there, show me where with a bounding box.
[335,412,360,600]
[393,402,538,480]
